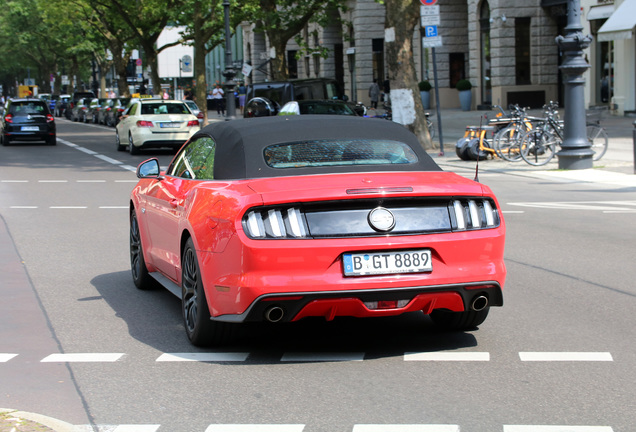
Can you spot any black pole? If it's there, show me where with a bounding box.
[555,0,594,169]
[222,0,236,120]
[432,47,444,156]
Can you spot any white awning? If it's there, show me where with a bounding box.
[587,4,614,21]
[597,0,636,41]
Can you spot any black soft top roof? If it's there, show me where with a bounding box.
[191,115,441,180]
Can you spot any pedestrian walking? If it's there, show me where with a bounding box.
[212,83,225,116]
[369,79,380,109]
[238,82,247,112]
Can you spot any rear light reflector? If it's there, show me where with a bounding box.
[364,299,409,310]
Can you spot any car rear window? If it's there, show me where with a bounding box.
[141,102,189,115]
[9,102,47,114]
[264,139,419,168]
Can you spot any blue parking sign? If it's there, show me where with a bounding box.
[425,25,438,37]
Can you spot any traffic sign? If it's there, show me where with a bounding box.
[420,0,437,5]
[424,25,438,37]
[422,36,443,48]
[421,5,440,26]
[181,55,192,73]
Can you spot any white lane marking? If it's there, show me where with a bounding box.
[38,180,68,183]
[49,206,88,209]
[99,206,128,209]
[603,210,636,213]
[0,354,18,362]
[156,352,249,362]
[404,352,490,361]
[508,200,636,211]
[519,352,613,362]
[205,425,305,432]
[58,138,77,147]
[1,180,29,183]
[502,210,525,214]
[504,426,614,432]
[121,165,138,172]
[77,147,98,155]
[281,352,365,362]
[95,154,123,165]
[115,179,138,183]
[41,353,124,362]
[353,426,460,432]
[9,206,38,209]
[77,180,107,183]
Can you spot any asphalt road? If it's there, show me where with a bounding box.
[1,117,635,432]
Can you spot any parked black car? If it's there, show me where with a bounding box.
[97,99,114,125]
[1,98,56,146]
[54,94,71,117]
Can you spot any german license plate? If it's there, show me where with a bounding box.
[21,126,39,131]
[159,122,180,128]
[343,249,432,276]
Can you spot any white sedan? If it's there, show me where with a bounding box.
[116,99,200,154]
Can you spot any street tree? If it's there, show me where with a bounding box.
[382,0,433,150]
[253,0,347,81]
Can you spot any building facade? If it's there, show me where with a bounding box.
[226,0,635,114]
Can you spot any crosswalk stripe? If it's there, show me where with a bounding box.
[353,425,460,431]
[156,352,249,362]
[0,353,18,362]
[281,352,365,362]
[519,352,613,362]
[504,426,614,432]
[41,353,124,362]
[205,425,305,432]
[404,352,490,361]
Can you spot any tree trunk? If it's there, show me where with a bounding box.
[193,3,209,125]
[384,0,433,150]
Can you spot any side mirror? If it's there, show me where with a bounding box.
[136,158,160,178]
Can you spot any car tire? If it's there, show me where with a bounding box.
[429,307,490,330]
[128,133,139,155]
[182,237,236,346]
[129,210,156,290]
[1,135,9,146]
[116,131,126,151]
[47,136,56,146]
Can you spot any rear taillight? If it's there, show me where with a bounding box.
[187,120,199,127]
[46,114,54,123]
[243,207,309,239]
[197,112,204,119]
[4,114,13,123]
[137,120,154,127]
[118,108,125,113]
[450,199,499,231]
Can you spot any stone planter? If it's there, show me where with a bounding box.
[420,91,431,110]
[459,90,472,111]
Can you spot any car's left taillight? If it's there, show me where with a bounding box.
[137,120,154,127]
[450,199,500,231]
[243,207,309,239]
[46,114,55,123]
[187,120,199,127]
[4,114,13,123]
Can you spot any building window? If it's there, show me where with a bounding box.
[449,53,465,89]
[515,18,531,85]
[372,38,384,83]
[288,50,298,79]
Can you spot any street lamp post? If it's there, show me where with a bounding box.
[555,0,594,170]
[222,0,237,120]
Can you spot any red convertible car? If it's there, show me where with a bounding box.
[130,116,506,346]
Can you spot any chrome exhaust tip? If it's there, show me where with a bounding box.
[471,295,489,312]
[264,306,285,323]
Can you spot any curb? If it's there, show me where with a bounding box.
[0,409,77,432]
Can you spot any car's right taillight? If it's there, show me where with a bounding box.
[187,120,199,127]
[46,114,55,123]
[450,199,500,231]
[137,120,153,127]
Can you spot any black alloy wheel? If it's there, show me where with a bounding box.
[181,238,235,346]
[130,210,154,290]
[128,133,139,155]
